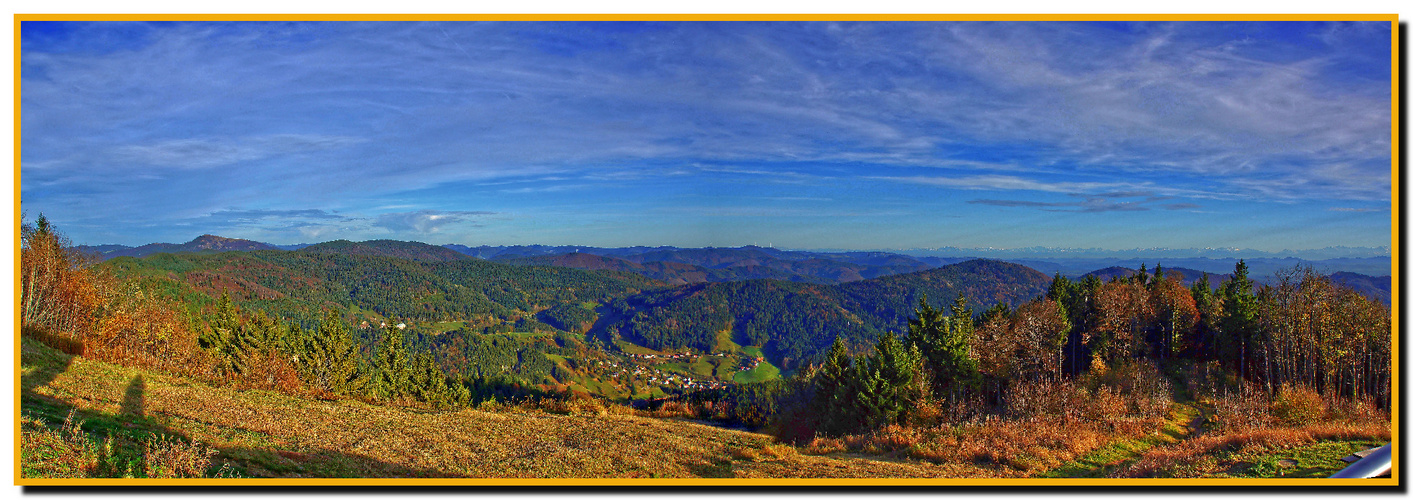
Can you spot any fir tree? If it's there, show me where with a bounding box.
[811,337,859,436]
[906,297,980,402]
[369,325,411,401]
[1219,260,1260,377]
[302,310,361,395]
[857,331,927,429]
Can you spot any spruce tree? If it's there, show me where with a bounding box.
[812,337,858,436]
[199,292,255,378]
[859,331,927,429]
[1219,260,1260,377]
[305,310,360,395]
[1190,273,1221,360]
[369,325,411,401]
[906,297,979,402]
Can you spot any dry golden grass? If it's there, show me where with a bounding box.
[824,416,1166,476]
[24,337,1387,480]
[1110,420,1390,478]
[21,338,994,479]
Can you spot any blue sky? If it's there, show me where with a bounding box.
[20,21,1393,251]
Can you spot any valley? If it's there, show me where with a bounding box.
[22,230,1394,480]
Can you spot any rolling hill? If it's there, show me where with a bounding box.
[1330,272,1392,305]
[100,249,665,329]
[1081,266,1230,288]
[74,234,279,259]
[597,259,1054,371]
[488,246,937,285]
[298,239,474,262]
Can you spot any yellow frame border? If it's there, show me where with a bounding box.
[11,13,1402,487]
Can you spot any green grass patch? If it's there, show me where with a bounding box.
[1039,402,1198,478]
[713,358,739,380]
[731,360,780,384]
[686,358,716,377]
[425,321,466,334]
[713,329,740,353]
[655,362,692,376]
[615,341,664,356]
[740,346,765,358]
[484,331,552,340]
[1217,440,1383,478]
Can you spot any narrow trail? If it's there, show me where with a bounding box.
[1037,399,1211,478]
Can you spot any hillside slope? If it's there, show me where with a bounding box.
[598,259,1053,370]
[20,338,990,479]
[299,239,474,262]
[100,250,665,326]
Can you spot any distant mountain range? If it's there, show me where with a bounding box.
[77,235,1391,292]
[894,245,1390,260]
[75,234,279,259]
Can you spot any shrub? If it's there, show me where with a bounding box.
[1004,378,1070,419]
[1083,385,1129,422]
[1081,359,1172,420]
[1212,383,1273,430]
[143,435,219,478]
[21,214,109,342]
[1270,383,1324,425]
[22,325,86,356]
[21,411,230,479]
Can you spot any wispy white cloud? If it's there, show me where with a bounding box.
[111,134,362,168]
[876,174,1145,194]
[968,192,1200,213]
[372,209,497,234]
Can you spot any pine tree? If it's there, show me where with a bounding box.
[369,325,411,401]
[199,292,256,378]
[410,352,451,407]
[303,310,360,395]
[1219,260,1260,377]
[857,331,927,429]
[812,337,858,436]
[1189,273,1221,360]
[906,297,979,401]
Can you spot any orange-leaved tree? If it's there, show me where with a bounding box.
[20,213,110,346]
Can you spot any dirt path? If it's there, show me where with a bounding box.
[1037,399,1211,478]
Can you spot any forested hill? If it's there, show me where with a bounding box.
[102,246,1053,375]
[836,259,1053,331]
[298,239,473,262]
[1081,266,1230,288]
[492,248,935,285]
[1330,272,1393,305]
[598,259,1053,370]
[100,250,665,328]
[498,252,803,285]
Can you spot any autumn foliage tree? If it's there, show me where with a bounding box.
[1147,274,1198,360]
[20,214,108,343]
[1008,298,1070,380]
